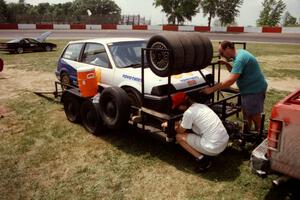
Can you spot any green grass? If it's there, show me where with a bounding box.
[1,41,300,199]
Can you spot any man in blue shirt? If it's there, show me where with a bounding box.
[202,41,268,133]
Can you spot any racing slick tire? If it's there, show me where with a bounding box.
[99,87,131,130]
[62,92,81,123]
[186,32,206,70]
[201,35,213,67]
[80,100,104,135]
[146,32,185,77]
[177,32,196,73]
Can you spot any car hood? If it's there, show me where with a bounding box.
[36,31,52,42]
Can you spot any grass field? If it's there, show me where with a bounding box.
[1,40,300,199]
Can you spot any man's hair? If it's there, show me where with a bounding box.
[220,41,235,50]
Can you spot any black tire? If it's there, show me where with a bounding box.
[80,100,104,135]
[177,32,195,73]
[45,46,52,52]
[99,87,131,130]
[200,35,213,67]
[187,33,206,70]
[146,32,185,77]
[62,92,81,123]
[123,87,142,108]
[60,72,71,89]
[17,47,24,54]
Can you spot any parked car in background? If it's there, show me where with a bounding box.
[0,31,56,54]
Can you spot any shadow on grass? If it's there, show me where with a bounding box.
[264,179,300,200]
[95,125,244,182]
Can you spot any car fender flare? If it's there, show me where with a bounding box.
[118,81,142,93]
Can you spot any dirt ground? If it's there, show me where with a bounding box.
[0,67,299,103]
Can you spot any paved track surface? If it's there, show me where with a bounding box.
[0,30,300,44]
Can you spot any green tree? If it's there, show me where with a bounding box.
[200,0,218,27]
[283,11,297,26]
[154,0,200,25]
[257,0,286,26]
[0,0,8,23]
[216,0,243,26]
[72,0,121,23]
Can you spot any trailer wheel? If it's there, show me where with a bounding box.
[80,100,104,134]
[146,33,185,77]
[99,87,131,130]
[62,92,81,123]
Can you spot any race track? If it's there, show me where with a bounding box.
[0,30,300,44]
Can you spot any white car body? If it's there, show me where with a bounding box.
[57,37,211,96]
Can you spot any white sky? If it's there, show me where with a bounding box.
[5,0,300,26]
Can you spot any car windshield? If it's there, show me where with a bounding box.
[108,41,147,68]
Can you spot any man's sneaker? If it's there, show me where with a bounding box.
[195,157,212,173]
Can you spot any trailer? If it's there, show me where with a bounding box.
[55,33,265,146]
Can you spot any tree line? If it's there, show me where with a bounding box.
[155,0,299,27]
[0,0,121,24]
[0,0,298,26]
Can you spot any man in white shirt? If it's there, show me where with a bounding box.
[164,92,229,172]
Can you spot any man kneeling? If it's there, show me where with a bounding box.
[166,92,229,172]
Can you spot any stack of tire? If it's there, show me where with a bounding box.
[146,32,213,77]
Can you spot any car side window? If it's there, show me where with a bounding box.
[82,43,111,68]
[62,43,84,61]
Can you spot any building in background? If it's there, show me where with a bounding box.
[120,15,151,25]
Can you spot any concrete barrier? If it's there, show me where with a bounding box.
[282,27,300,34]
[70,24,86,29]
[53,24,70,30]
[178,26,194,31]
[194,26,210,32]
[86,24,101,30]
[18,24,36,30]
[36,24,53,29]
[0,24,18,29]
[117,25,132,30]
[148,25,163,31]
[244,27,262,33]
[1,23,300,34]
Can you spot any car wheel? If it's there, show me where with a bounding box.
[80,100,104,135]
[99,87,131,130]
[17,47,24,54]
[146,32,185,77]
[123,87,142,116]
[45,46,52,52]
[62,92,81,123]
[60,72,71,89]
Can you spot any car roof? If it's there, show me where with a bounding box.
[68,37,146,45]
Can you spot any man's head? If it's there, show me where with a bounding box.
[171,92,190,110]
[219,41,236,60]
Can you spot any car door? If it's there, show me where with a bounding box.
[27,38,41,51]
[59,43,85,85]
[81,42,114,87]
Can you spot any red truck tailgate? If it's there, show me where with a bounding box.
[268,89,300,179]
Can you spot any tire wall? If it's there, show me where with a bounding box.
[146,32,213,77]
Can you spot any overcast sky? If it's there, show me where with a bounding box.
[5,0,300,26]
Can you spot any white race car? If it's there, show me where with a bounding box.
[55,37,213,111]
